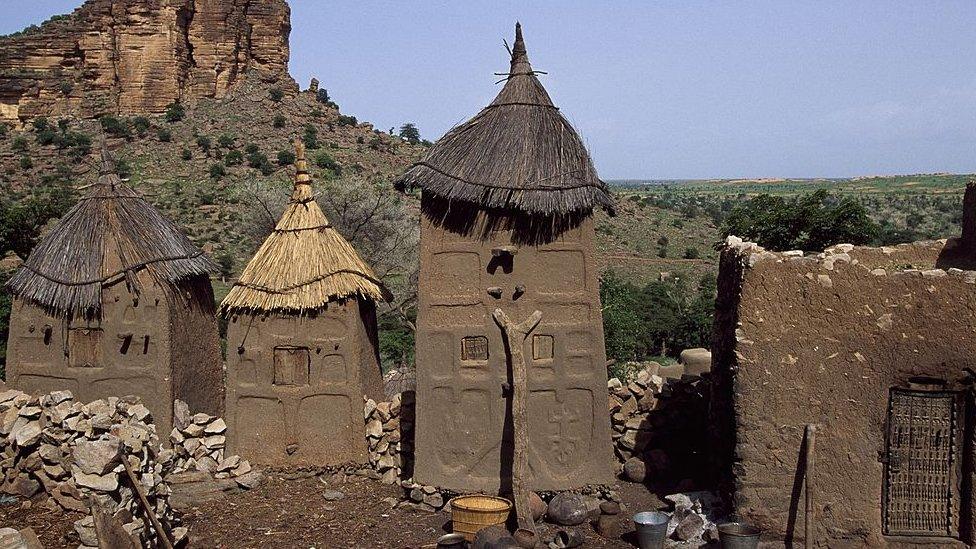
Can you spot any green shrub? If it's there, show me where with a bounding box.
[32,117,49,132]
[157,128,172,142]
[224,150,243,166]
[336,114,357,127]
[165,102,185,123]
[273,114,286,128]
[11,136,28,152]
[19,156,32,170]
[57,119,69,132]
[269,88,284,102]
[398,123,420,143]
[217,134,234,149]
[59,81,72,95]
[196,135,211,152]
[132,116,150,136]
[181,148,192,160]
[209,163,226,178]
[244,143,259,155]
[116,158,132,178]
[314,151,340,173]
[35,128,57,146]
[303,124,319,149]
[100,116,130,137]
[316,88,330,104]
[277,150,295,166]
[683,247,700,260]
[0,123,7,139]
[65,132,91,158]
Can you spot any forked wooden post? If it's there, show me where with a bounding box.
[121,451,174,549]
[493,308,543,534]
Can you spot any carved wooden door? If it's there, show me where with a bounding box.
[883,389,960,538]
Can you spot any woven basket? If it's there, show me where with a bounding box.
[450,495,512,541]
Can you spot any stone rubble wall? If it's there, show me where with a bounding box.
[0,389,257,547]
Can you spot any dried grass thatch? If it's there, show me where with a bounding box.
[5,146,218,320]
[220,141,390,316]
[396,23,613,216]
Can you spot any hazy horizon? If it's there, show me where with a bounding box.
[3,1,975,180]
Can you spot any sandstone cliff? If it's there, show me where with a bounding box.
[0,0,294,123]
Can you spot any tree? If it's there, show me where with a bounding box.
[165,102,185,123]
[724,189,879,252]
[398,123,421,144]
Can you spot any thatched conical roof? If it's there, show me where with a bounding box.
[395,23,613,215]
[220,141,390,316]
[6,145,218,320]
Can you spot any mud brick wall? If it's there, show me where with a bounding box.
[714,237,976,547]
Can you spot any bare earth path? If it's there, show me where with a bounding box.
[1,475,665,548]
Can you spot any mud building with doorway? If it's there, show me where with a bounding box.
[713,224,976,547]
[4,146,224,436]
[220,141,389,467]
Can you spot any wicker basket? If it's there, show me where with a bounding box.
[450,495,512,541]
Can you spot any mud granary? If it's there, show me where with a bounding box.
[395,24,615,493]
[4,146,223,436]
[713,188,976,547]
[220,141,388,467]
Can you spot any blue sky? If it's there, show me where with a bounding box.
[3,1,976,179]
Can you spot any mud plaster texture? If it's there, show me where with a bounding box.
[224,299,384,467]
[5,272,222,438]
[713,237,976,548]
[413,195,614,493]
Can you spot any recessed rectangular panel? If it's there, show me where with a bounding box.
[431,251,481,299]
[312,354,346,384]
[234,397,286,464]
[461,336,489,362]
[273,347,310,386]
[532,335,554,361]
[68,328,102,368]
[536,250,586,294]
[295,394,360,462]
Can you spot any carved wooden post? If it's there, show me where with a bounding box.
[493,308,543,534]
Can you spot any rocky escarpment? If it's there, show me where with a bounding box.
[0,0,294,123]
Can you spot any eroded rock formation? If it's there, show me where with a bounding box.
[0,0,294,122]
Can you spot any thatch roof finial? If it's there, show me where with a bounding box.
[510,22,532,74]
[294,138,311,188]
[98,135,114,176]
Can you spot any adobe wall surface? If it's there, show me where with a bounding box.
[414,196,614,492]
[224,299,383,467]
[715,237,976,547]
[167,277,224,419]
[6,273,177,432]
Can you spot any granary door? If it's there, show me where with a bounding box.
[882,389,961,538]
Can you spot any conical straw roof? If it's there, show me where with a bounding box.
[6,142,218,320]
[395,23,613,215]
[220,140,390,316]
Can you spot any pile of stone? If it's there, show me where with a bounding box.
[609,366,667,467]
[0,388,183,547]
[397,478,451,512]
[662,492,726,547]
[364,391,414,485]
[168,400,254,483]
[609,360,713,488]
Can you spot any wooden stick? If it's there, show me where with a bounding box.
[804,424,816,549]
[120,453,174,549]
[493,308,543,534]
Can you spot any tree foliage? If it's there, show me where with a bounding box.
[600,271,715,364]
[723,189,878,251]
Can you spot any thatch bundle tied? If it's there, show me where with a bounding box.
[5,146,218,320]
[395,23,613,216]
[220,140,390,316]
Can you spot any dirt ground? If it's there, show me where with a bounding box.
[0,474,666,548]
